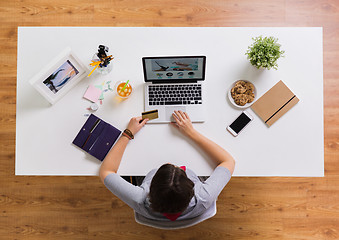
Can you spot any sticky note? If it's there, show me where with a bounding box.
[95,85,105,100]
[83,84,102,102]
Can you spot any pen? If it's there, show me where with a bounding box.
[89,137,99,151]
[82,119,101,148]
[90,60,101,66]
[87,62,100,77]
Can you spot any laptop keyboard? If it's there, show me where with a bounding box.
[148,84,202,106]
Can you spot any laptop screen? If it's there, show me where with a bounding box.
[142,56,206,82]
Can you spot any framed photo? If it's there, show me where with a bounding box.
[29,47,88,104]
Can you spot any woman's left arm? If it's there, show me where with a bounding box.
[99,116,148,183]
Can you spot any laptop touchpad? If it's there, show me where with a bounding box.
[165,106,187,122]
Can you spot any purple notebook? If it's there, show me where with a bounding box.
[72,114,121,161]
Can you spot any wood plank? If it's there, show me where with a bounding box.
[0,0,338,239]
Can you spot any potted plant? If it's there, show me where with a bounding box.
[245,36,285,70]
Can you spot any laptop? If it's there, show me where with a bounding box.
[142,56,206,123]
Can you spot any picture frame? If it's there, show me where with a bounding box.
[29,47,88,104]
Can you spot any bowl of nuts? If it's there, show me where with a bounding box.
[228,80,256,108]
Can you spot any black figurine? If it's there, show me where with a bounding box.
[98,45,109,58]
[97,45,113,67]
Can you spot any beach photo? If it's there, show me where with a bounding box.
[43,60,79,94]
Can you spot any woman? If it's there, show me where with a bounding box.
[99,110,235,226]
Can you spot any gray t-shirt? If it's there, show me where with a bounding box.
[104,166,231,221]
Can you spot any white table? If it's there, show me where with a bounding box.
[16,27,324,176]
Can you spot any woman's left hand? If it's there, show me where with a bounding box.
[127,117,148,136]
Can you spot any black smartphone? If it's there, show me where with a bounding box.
[227,111,253,137]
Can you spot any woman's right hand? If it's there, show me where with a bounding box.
[127,116,148,136]
[171,111,197,138]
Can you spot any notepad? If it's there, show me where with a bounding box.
[83,84,102,102]
[251,80,299,127]
[72,114,121,161]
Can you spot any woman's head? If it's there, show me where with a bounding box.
[149,164,195,214]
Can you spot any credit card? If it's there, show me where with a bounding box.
[142,109,159,120]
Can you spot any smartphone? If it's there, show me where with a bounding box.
[227,111,253,137]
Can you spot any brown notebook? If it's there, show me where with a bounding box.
[251,80,299,127]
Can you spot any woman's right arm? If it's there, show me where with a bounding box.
[171,111,235,174]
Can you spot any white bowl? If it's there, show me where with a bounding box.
[227,80,257,109]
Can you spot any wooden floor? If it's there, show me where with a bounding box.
[0,0,338,239]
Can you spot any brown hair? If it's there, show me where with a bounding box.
[149,164,194,213]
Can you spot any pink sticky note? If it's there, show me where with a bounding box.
[83,84,102,102]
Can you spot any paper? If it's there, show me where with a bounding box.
[83,84,102,102]
[95,85,105,100]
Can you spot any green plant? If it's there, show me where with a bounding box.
[245,36,285,70]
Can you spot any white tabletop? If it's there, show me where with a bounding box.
[16,27,324,176]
